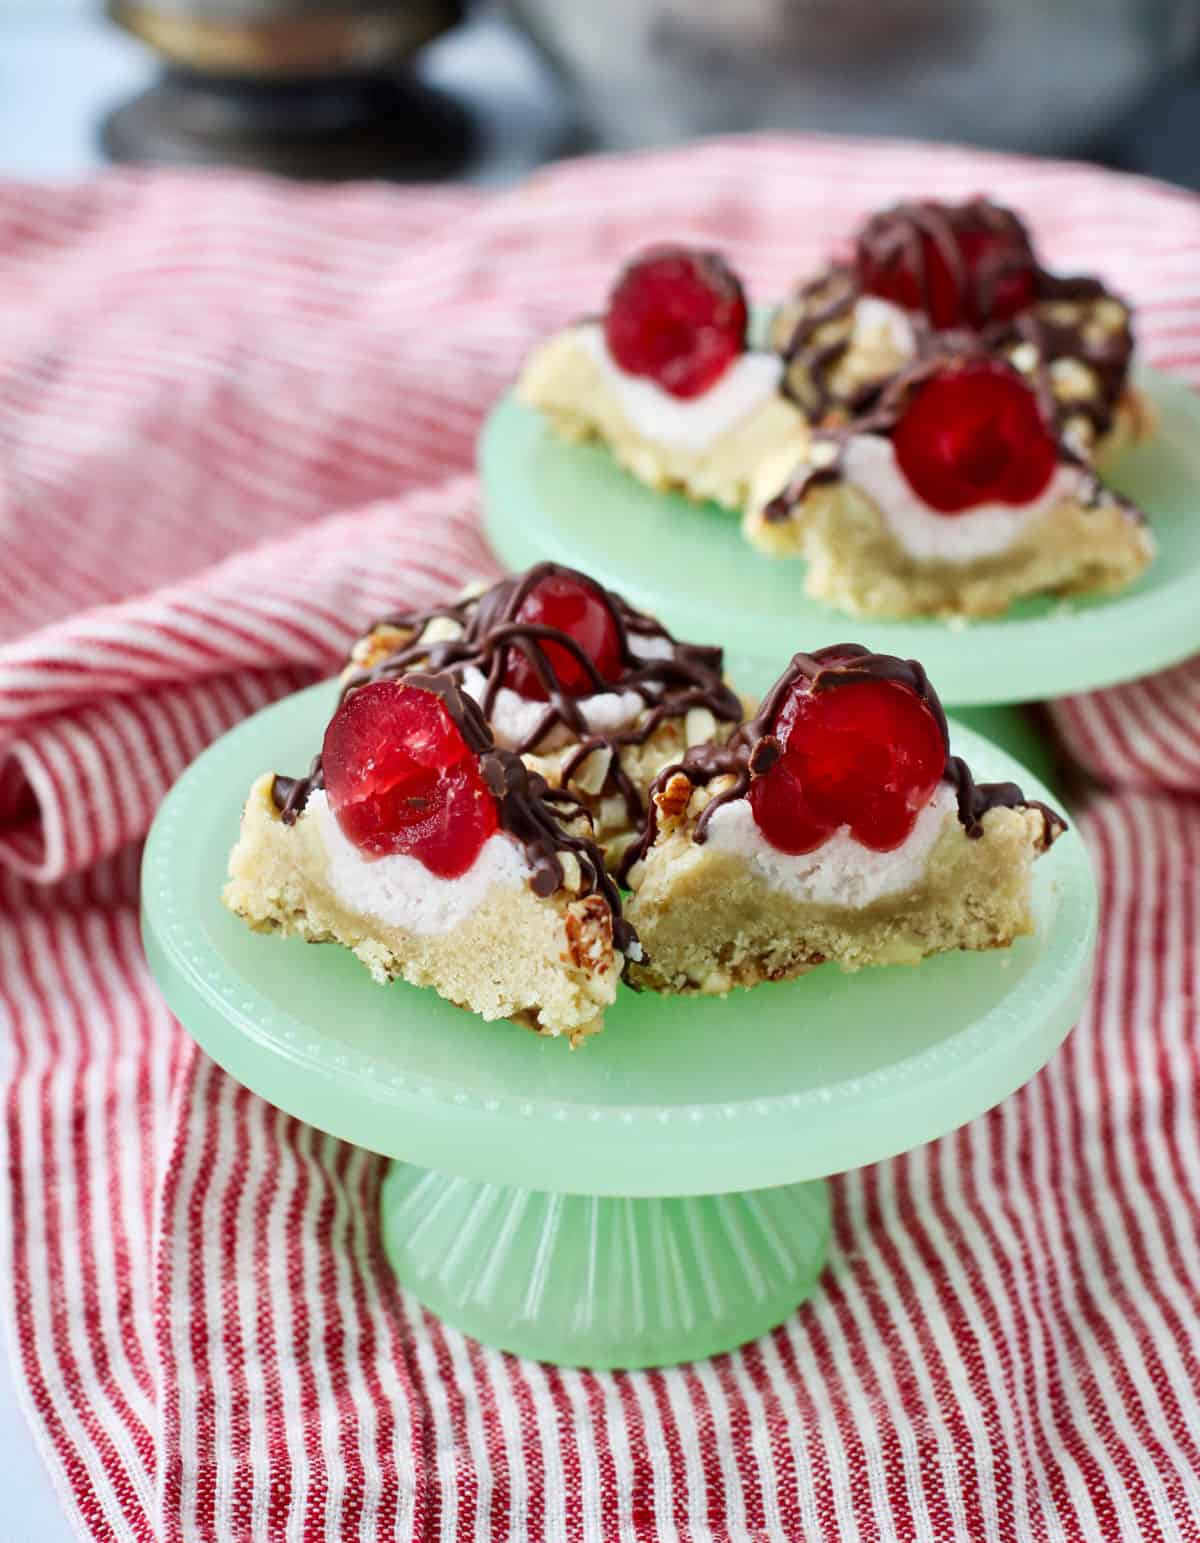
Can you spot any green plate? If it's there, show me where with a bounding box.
[142,680,1095,1197]
[480,367,1200,704]
[141,681,1096,1366]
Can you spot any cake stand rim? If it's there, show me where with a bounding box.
[479,363,1200,707]
[141,679,1097,1197]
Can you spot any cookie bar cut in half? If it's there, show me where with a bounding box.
[344,563,745,870]
[224,672,639,1044]
[772,196,1153,465]
[622,645,1065,996]
[745,352,1154,618]
[518,244,809,510]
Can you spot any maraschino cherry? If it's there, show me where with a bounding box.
[604,245,748,399]
[891,360,1059,513]
[502,570,624,701]
[748,660,946,853]
[322,679,497,877]
[857,202,1037,330]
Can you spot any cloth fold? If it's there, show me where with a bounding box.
[2,137,1199,1542]
[0,479,493,879]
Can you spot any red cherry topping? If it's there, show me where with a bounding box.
[749,674,945,853]
[503,571,624,701]
[604,246,748,399]
[891,361,1058,514]
[857,209,1037,330]
[322,679,497,877]
[746,758,829,855]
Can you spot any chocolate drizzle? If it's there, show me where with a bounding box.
[775,262,923,421]
[761,429,846,523]
[856,197,1040,333]
[942,754,1066,848]
[774,197,1135,434]
[269,669,638,957]
[620,644,1065,879]
[336,563,744,825]
[996,273,1133,439]
[763,344,1144,527]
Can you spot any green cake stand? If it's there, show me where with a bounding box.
[481,366,1200,707]
[142,681,1096,1369]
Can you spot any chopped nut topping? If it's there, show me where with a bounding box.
[1040,300,1085,327]
[1049,357,1098,402]
[418,615,464,646]
[348,624,413,672]
[565,895,613,975]
[557,851,582,893]
[1094,299,1127,333]
[570,745,613,797]
[654,770,697,826]
[685,707,717,747]
[599,794,628,831]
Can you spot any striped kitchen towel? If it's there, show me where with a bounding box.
[1,137,1199,1541]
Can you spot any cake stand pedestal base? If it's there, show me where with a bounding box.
[381,1165,832,1369]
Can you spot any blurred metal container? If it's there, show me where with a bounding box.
[104,0,471,177]
[108,0,461,79]
[509,0,1200,156]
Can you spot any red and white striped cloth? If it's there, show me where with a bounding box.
[1,137,1199,1542]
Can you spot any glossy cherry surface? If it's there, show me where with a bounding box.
[858,222,1037,330]
[323,679,497,877]
[604,246,748,399]
[892,362,1059,513]
[750,675,946,853]
[503,571,624,701]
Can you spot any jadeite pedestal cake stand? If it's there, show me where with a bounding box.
[142,681,1096,1370]
[480,366,1200,709]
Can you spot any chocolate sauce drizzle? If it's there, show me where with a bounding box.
[334,563,744,826]
[941,754,1065,845]
[763,343,1144,526]
[270,671,638,957]
[775,197,1134,433]
[619,644,1065,880]
[775,264,902,420]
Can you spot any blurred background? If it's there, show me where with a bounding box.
[4,0,1200,187]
